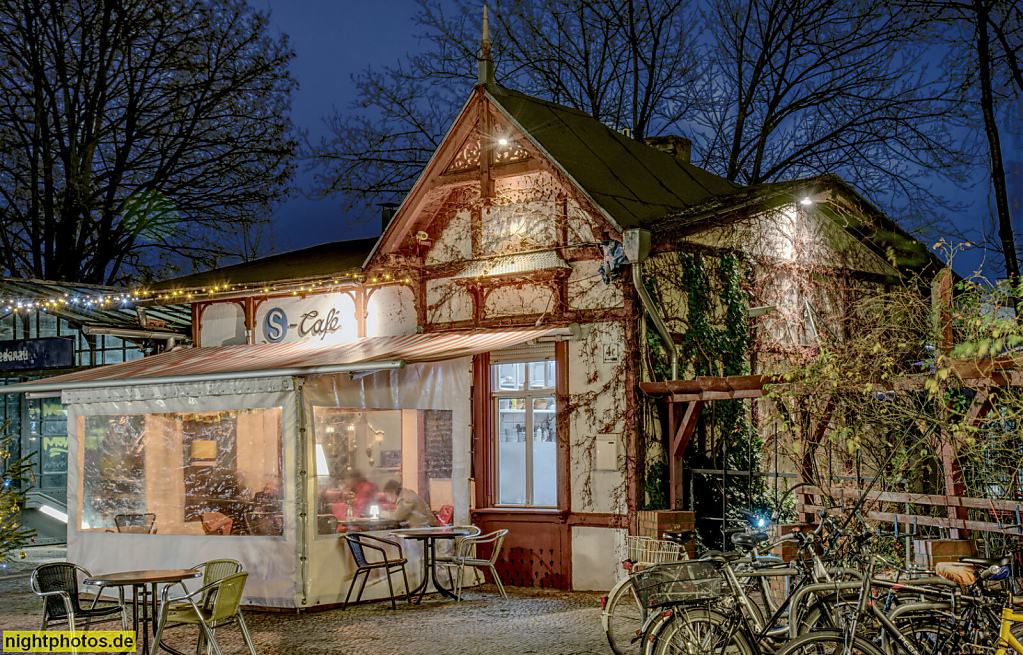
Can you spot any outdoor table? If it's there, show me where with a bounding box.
[391,527,471,603]
[341,517,401,532]
[84,568,200,655]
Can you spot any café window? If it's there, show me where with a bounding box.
[491,347,557,507]
[79,408,283,536]
[312,407,452,536]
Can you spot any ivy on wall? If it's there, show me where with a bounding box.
[644,252,771,541]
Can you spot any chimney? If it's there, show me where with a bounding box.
[379,203,398,232]
[641,135,692,165]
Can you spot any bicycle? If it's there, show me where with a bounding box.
[643,508,956,655]
[997,600,1023,654]
[602,532,691,655]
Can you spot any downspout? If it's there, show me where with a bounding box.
[624,229,678,379]
[295,380,310,607]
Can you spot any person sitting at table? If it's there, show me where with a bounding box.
[252,476,283,512]
[344,469,379,517]
[382,480,440,528]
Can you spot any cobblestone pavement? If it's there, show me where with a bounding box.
[1,547,610,655]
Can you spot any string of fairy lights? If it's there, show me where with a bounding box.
[0,270,414,314]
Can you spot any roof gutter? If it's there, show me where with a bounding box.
[4,360,407,394]
[82,325,188,342]
[624,229,678,379]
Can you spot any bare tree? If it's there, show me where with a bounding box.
[697,0,966,225]
[0,0,297,285]
[309,0,977,236]
[886,0,1023,292]
[306,0,705,215]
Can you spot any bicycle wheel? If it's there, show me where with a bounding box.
[653,607,756,655]
[775,629,886,655]
[604,577,647,655]
[891,614,958,655]
[796,591,863,635]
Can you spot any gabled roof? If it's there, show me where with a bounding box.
[654,174,945,276]
[485,84,744,230]
[366,83,746,267]
[143,238,378,294]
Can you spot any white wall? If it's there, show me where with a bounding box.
[200,301,246,347]
[572,526,626,590]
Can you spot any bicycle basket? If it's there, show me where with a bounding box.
[627,535,683,566]
[633,560,724,608]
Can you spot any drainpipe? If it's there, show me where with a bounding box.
[624,229,678,380]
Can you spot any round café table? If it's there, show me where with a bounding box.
[85,569,200,655]
[391,527,471,603]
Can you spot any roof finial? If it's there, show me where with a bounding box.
[478,5,495,86]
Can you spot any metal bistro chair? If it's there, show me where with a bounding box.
[317,514,339,535]
[152,571,256,655]
[114,512,156,534]
[343,533,411,610]
[436,525,482,587]
[438,529,509,601]
[31,563,129,632]
[165,559,243,614]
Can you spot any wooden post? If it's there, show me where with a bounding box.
[670,401,703,509]
[932,268,968,538]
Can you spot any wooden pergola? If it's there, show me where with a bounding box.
[640,357,1023,538]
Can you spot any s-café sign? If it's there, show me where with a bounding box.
[258,293,358,345]
[0,337,74,371]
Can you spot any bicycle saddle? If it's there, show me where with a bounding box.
[960,556,1011,568]
[700,550,743,563]
[662,530,695,545]
[731,531,770,549]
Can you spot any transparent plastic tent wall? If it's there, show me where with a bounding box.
[65,359,470,608]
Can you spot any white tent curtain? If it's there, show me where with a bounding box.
[61,359,471,609]
[300,358,471,608]
[64,377,299,608]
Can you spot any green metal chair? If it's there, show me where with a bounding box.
[151,571,256,655]
[165,559,243,613]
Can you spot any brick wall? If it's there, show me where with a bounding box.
[637,510,696,558]
[912,539,975,567]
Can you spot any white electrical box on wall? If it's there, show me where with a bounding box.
[596,435,621,470]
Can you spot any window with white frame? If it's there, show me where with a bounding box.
[491,348,557,507]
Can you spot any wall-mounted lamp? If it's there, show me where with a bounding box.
[800,197,813,206]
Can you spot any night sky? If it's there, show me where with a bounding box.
[256,0,425,251]
[256,1,1011,278]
